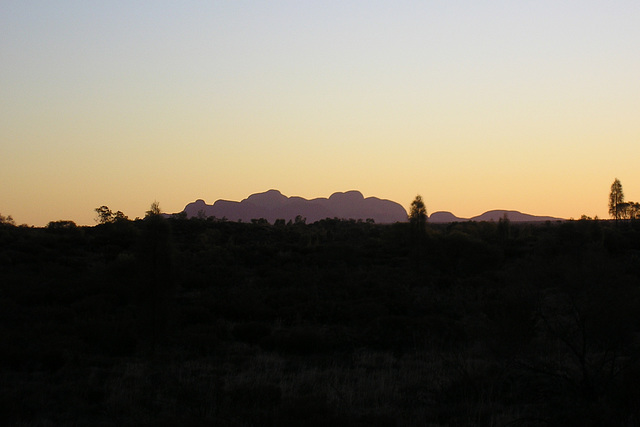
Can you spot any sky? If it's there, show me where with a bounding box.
[2,1,639,226]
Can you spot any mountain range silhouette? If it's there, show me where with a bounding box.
[179,190,564,224]
[182,190,408,223]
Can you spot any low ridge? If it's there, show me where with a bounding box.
[429,209,564,223]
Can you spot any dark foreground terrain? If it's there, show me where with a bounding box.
[1,216,640,426]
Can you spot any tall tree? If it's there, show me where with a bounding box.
[609,178,625,221]
[409,195,427,232]
[145,201,162,218]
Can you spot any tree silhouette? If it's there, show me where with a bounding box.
[629,202,640,219]
[146,201,162,218]
[0,213,15,225]
[408,195,428,266]
[608,179,624,221]
[409,195,427,233]
[95,206,113,224]
[95,206,128,224]
[616,201,640,220]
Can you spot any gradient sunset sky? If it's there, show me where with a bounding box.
[2,1,639,226]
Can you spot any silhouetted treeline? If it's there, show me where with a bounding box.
[1,217,640,426]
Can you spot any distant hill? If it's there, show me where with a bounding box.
[429,209,564,223]
[471,210,564,222]
[429,211,467,223]
[180,190,408,223]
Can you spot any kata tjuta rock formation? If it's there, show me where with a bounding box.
[429,210,564,223]
[181,190,408,223]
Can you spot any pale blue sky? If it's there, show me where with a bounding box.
[2,1,639,225]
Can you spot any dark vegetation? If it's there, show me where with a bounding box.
[2,213,640,426]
